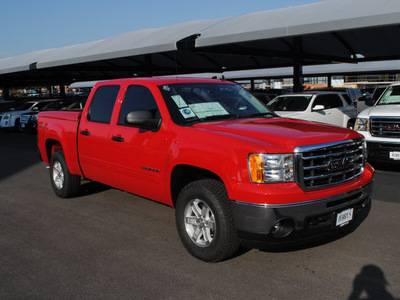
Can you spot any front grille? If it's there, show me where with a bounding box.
[370,117,400,138]
[295,138,365,190]
[20,115,31,124]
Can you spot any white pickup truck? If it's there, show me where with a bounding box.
[355,83,400,162]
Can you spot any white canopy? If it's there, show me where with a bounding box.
[1,0,400,86]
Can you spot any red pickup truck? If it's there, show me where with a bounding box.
[37,77,374,262]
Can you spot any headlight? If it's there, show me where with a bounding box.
[32,115,38,121]
[248,154,294,183]
[355,118,369,131]
[3,114,11,120]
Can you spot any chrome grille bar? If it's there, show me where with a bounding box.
[371,117,400,138]
[295,138,365,190]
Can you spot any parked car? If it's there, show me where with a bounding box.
[356,83,400,163]
[0,101,16,126]
[19,99,74,132]
[267,91,357,128]
[0,100,61,130]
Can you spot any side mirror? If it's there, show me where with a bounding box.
[125,110,161,130]
[32,107,39,111]
[313,105,325,111]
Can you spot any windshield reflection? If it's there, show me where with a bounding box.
[159,83,273,125]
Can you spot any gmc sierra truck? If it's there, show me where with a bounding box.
[356,83,400,162]
[37,78,374,262]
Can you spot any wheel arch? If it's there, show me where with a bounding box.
[170,165,224,207]
[45,139,63,163]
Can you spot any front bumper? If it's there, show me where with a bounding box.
[231,181,373,247]
[367,141,400,162]
[0,120,12,128]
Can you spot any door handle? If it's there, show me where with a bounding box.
[80,130,90,136]
[111,136,124,142]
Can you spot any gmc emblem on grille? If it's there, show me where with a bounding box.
[387,124,400,131]
[327,157,350,171]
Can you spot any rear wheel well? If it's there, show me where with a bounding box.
[170,165,223,207]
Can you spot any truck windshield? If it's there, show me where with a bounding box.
[159,83,273,125]
[376,85,400,105]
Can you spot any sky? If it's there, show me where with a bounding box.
[1,0,323,58]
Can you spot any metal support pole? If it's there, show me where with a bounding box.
[327,75,332,88]
[60,84,66,99]
[3,86,10,100]
[250,79,255,91]
[145,54,153,76]
[293,37,304,92]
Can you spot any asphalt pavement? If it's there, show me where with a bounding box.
[1,131,399,299]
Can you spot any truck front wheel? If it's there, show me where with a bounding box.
[50,151,80,198]
[175,179,240,262]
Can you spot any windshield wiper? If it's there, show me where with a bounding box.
[184,112,275,125]
[235,112,276,118]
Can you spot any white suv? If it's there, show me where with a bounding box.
[356,83,400,162]
[267,91,357,128]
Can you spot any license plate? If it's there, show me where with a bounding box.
[336,208,353,227]
[389,151,400,160]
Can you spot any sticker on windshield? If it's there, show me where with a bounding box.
[172,95,188,108]
[180,108,196,119]
[189,102,229,119]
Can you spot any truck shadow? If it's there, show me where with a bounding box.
[77,180,111,197]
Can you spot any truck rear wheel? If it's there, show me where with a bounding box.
[50,150,80,198]
[175,179,240,262]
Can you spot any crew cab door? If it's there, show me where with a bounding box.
[78,85,120,184]
[310,94,346,126]
[108,84,168,202]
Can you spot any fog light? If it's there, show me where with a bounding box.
[270,219,295,238]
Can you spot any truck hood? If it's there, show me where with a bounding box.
[194,117,360,153]
[358,104,400,118]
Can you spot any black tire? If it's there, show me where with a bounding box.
[49,150,80,198]
[175,179,240,262]
[14,118,21,132]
